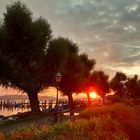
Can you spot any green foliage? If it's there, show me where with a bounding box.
[4,116,127,140]
[110,73,140,99]
[79,103,134,120]
[0,132,5,140]
[3,1,32,57]
[0,1,52,113]
[5,116,128,140]
[89,71,109,101]
[7,124,49,140]
[79,103,140,139]
[46,37,95,109]
[79,53,95,78]
[110,72,127,98]
[9,116,128,140]
[31,17,52,60]
[45,37,70,84]
[125,75,140,98]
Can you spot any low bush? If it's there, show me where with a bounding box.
[0,132,5,140]
[79,103,134,121]
[7,124,49,140]
[47,116,128,140]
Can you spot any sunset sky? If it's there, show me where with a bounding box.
[0,0,140,76]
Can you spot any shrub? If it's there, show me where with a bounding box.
[8,124,49,140]
[79,103,134,121]
[0,132,5,140]
[46,116,128,140]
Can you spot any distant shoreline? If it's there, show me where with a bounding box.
[0,94,55,101]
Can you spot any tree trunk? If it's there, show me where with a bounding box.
[102,96,105,105]
[27,92,40,114]
[87,91,91,107]
[117,90,122,98]
[68,94,74,115]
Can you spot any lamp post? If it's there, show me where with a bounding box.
[55,72,62,123]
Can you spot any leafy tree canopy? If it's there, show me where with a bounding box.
[46,37,95,109]
[89,71,109,103]
[0,1,52,113]
[125,75,140,98]
[110,72,127,97]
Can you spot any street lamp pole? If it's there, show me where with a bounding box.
[55,72,62,123]
[56,83,59,108]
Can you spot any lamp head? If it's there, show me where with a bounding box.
[56,72,62,83]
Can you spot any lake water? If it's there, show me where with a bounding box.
[0,107,79,117]
[0,100,79,117]
[0,107,31,116]
[0,100,56,116]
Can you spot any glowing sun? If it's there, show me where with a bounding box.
[90,91,99,99]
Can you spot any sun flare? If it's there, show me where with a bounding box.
[90,91,99,99]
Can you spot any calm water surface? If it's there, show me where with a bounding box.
[0,100,56,116]
[0,107,31,116]
[0,100,78,116]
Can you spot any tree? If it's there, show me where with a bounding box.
[46,38,95,110]
[80,79,92,106]
[60,53,95,110]
[78,54,96,106]
[125,75,140,98]
[0,2,52,114]
[89,71,110,104]
[46,37,80,110]
[45,37,70,85]
[110,72,127,98]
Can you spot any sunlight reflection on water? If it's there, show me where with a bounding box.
[0,107,31,116]
[64,112,79,116]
